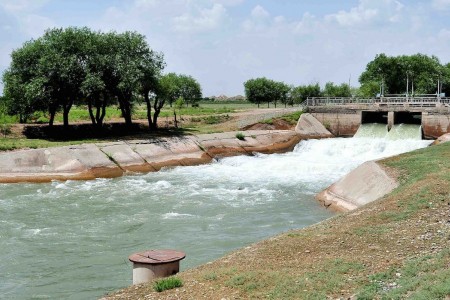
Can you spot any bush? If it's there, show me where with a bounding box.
[0,124,12,137]
[153,277,183,292]
[235,132,245,140]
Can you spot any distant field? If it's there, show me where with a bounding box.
[0,102,257,125]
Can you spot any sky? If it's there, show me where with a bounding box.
[1,0,450,97]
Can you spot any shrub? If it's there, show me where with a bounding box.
[235,132,245,140]
[1,124,12,137]
[153,277,183,292]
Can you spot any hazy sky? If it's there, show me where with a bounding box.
[1,0,450,96]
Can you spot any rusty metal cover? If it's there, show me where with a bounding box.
[128,249,186,264]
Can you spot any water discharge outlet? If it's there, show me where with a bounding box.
[128,249,186,285]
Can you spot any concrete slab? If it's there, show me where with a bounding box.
[66,144,123,178]
[316,161,398,212]
[295,113,334,139]
[98,142,152,173]
[432,133,450,145]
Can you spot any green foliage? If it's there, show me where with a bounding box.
[202,115,230,124]
[203,272,218,281]
[2,27,166,128]
[175,97,185,109]
[244,77,288,107]
[235,132,245,140]
[0,124,12,137]
[153,277,183,292]
[323,82,352,97]
[158,73,202,107]
[289,83,321,104]
[280,111,303,125]
[359,53,445,95]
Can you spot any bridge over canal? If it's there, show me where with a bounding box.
[304,96,450,139]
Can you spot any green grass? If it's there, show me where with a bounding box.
[0,138,94,151]
[261,110,304,126]
[153,277,183,292]
[382,142,450,184]
[356,249,450,299]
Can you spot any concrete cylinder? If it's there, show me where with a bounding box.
[129,249,186,285]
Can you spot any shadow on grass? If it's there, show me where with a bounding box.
[22,123,197,142]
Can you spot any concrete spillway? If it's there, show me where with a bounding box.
[309,106,449,138]
[355,123,423,140]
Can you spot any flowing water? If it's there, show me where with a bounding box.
[0,137,432,299]
[354,123,388,138]
[386,124,423,140]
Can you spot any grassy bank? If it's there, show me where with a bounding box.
[0,104,299,151]
[104,142,450,299]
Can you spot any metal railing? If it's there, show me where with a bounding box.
[306,96,450,108]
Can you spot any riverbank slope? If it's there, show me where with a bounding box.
[0,130,300,183]
[104,142,450,299]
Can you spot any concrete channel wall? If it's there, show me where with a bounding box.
[0,130,301,183]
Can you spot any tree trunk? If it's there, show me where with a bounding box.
[173,110,178,128]
[49,105,57,127]
[118,97,132,126]
[63,97,73,128]
[88,100,96,125]
[98,101,106,128]
[144,91,153,130]
[267,102,270,108]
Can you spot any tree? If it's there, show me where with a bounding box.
[360,53,444,95]
[177,75,202,107]
[147,73,179,130]
[3,40,57,123]
[2,27,166,129]
[322,82,351,97]
[273,81,290,108]
[243,77,271,108]
[289,83,321,105]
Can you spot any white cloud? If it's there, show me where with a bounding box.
[293,12,319,35]
[325,0,404,27]
[242,5,271,31]
[173,3,227,33]
[213,0,244,6]
[0,0,50,13]
[432,0,450,11]
[251,5,269,19]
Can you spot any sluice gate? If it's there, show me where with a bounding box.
[306,97,447,138]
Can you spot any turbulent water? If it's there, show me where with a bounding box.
[355,123,423,140]
[0,137,432,299]
[354,123,388,138]
[386,124,423,140]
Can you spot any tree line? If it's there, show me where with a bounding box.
[1,27,202,129]
[243,79,351,108]
[243,53,450,107]
[358,53,450,97]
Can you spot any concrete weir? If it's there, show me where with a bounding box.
[309,107,450,138]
